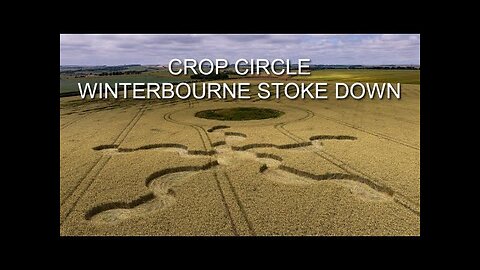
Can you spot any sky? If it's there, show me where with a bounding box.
[60,34,420,66]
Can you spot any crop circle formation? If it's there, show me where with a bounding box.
[195,107,284,121]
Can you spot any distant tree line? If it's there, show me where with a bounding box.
[60,65,145,75]
[309,65,420,70]
[367,66,420,70]
[98,71,143,76]
[190,73,229,80]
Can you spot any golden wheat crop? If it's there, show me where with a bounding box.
[60,80,420,236]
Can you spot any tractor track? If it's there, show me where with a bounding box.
[60,105,148,226]
[163,103,240,234]
[316,114,419,151]
[280,101,419,151]
[60,115,84,130]
[214,171,239,236]
[222,171,256,235]
[163,103,254,235]
[273,104,420,216]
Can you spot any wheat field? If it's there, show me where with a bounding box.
[60,80,420,236]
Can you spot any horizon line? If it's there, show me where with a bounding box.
[60,63,421,67]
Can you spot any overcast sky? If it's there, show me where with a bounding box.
[60,34,420,66]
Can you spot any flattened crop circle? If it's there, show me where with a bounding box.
[195,107,284,121]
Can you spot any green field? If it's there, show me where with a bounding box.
[298,70,420,84]
[195,107,284,121]
[60,70,192,94]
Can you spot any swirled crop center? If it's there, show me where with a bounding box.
[195,107,284,121]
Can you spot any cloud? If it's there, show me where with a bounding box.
[60,34,420,65]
